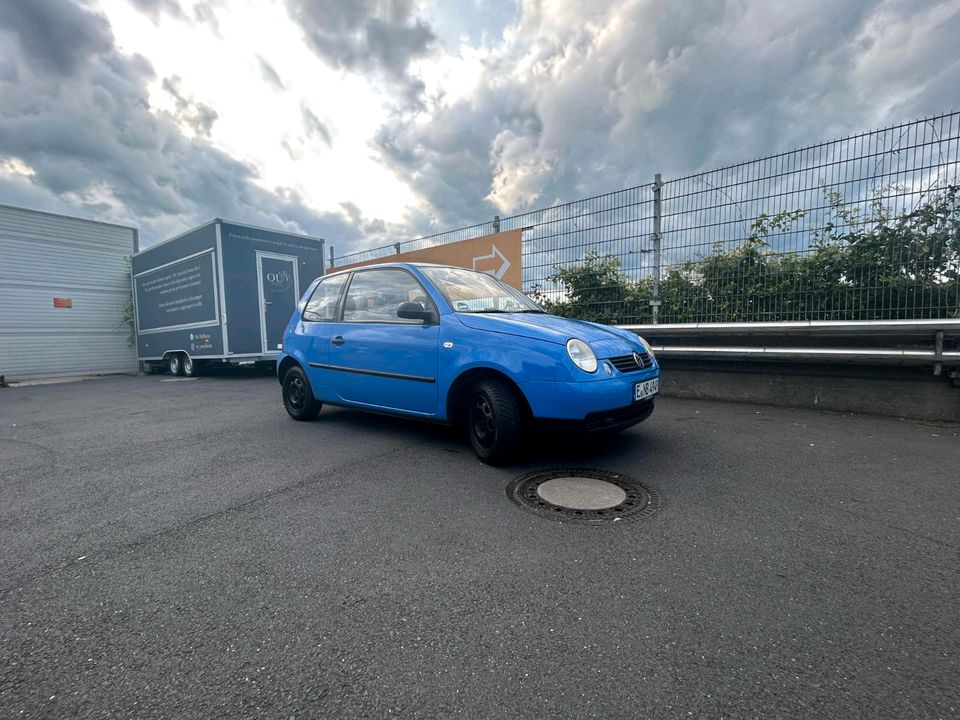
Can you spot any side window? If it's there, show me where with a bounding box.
[302,274,348,322]
[343,269,431,323]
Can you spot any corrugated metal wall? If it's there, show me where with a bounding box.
[0,205,138,381]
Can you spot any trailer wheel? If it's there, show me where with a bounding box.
[282,366,321,421]
[167,354,183,376]
[181,355,200,377]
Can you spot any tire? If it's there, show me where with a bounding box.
[282,366,321,421]
[467,379,525,465]
[181,354,200,377]
[167,353,183,376]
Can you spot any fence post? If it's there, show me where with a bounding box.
[935,330,944,376]
[650,173,663,323]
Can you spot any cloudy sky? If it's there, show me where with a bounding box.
[1,0,958,252]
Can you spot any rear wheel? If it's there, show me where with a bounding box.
[167,353,183,376]
[181,354,200,377]
[468,380,525,465]
[282,366,321,421]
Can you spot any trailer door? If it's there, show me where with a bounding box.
[256,252,300,354]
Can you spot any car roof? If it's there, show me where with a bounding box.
[323,261,474,278]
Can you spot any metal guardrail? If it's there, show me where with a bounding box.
[620,319,960,336]
[643,346,960,365]
[618,318,958,375]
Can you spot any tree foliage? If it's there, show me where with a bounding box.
[122,255,135,346]
[533,186,960,323]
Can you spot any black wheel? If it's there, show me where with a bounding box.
[282,366,321,421]
[181,354,200,377]
[468,380,525,465]
[167,354,183,376]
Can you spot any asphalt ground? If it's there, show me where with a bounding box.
[0,372,958,719]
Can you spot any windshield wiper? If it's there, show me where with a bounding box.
[461,307,543,314]
[512,309,545,313]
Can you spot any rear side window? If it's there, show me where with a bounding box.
[302,274,348,321]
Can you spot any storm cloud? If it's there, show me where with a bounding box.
[257,55,286,92]
[1,0,958,257]
[0,0,374,247]
[0,0,113,76]
[301,104,333,148]
[376,0,960,229]
[285,0,437,107]
[129,0,187,23]
[161,75,219,138]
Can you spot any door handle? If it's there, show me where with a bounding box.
[331,336,345,346]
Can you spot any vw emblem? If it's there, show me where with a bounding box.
[632,351,643,367]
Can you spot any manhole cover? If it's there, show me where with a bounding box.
[506,468,661,525]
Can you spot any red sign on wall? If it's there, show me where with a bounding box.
[53,297,73,309]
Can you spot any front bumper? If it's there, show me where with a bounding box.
[519,370,661,422]
[534,397,656,434]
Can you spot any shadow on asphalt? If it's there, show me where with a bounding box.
[150,365,276,381]
[313,404,650,468]
[149,368,656,466]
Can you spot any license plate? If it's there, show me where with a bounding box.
[634,378,659,401]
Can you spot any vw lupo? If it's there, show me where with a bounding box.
[277,263,660,464]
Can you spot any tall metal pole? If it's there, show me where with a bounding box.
[651,173,663,324]
[329,245,335,269]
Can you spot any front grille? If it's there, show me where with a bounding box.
[608,352,650,373]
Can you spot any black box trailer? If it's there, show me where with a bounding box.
[132,219,325,375]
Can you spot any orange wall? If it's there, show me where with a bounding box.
[330,230,523,290]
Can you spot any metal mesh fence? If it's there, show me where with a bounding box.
[334,112,960,324]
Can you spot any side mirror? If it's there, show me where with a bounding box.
[397,301,438,324]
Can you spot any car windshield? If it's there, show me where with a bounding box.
[420,266,543,313]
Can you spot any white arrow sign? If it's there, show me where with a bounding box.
[471,243,511,280]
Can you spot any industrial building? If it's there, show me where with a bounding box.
[0,204,139,382]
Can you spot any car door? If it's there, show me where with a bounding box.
[297,274,349,399]
[326,268,439,415]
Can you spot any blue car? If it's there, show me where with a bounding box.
[277,263,660,464]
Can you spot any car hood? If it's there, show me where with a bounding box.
[455,312,641,356]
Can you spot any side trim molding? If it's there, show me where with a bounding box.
[308,362,436,384]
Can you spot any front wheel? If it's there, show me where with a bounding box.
[468,380,525,465]
[282,366,322,421]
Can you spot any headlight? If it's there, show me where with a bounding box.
[566,338,598,373]
[637,335,657,364]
